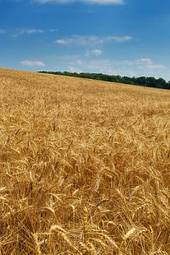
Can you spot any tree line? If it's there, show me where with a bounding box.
[39,71,170,90]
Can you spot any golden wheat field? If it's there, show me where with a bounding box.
[0,68,169,255]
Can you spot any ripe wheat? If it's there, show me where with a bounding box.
[0,68,169,254]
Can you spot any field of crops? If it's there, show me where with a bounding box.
[0,68,169,254]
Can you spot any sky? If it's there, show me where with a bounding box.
[0,0,170,80]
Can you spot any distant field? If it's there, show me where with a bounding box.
[0,68,169,255]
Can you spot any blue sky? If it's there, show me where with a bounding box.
[0,0,170,79]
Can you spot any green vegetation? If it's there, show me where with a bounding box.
[39,71,170,89]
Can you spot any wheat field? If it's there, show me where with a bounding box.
[0,68,169,255]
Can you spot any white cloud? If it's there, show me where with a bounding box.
[20,60,46,67]
[33,0,124,5]
[55,56,119,74]
[19,29,44,35]
[86,49,103,56]
[137,58,165,69]
[13,28,44,37]
[47,54,166,79]
[56,35,132,46]
[0,28,58,37]
[109,35,132,42]
[49,28,58,32]
[7,28,58,37]
[56,36,104,46]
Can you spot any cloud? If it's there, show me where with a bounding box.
[13,28,45,37]
[137,58,165,69]
[19,29,44,35]
[56,35,132,46]
[20,60,46,67]
[86,49,103,56]
[56,36,103,46]
[1,28,59,37]
[47,54,166,79]
[49,28,58,32]
[33,0,124,5]
[109,36,132,42]
[51,55,119,74]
